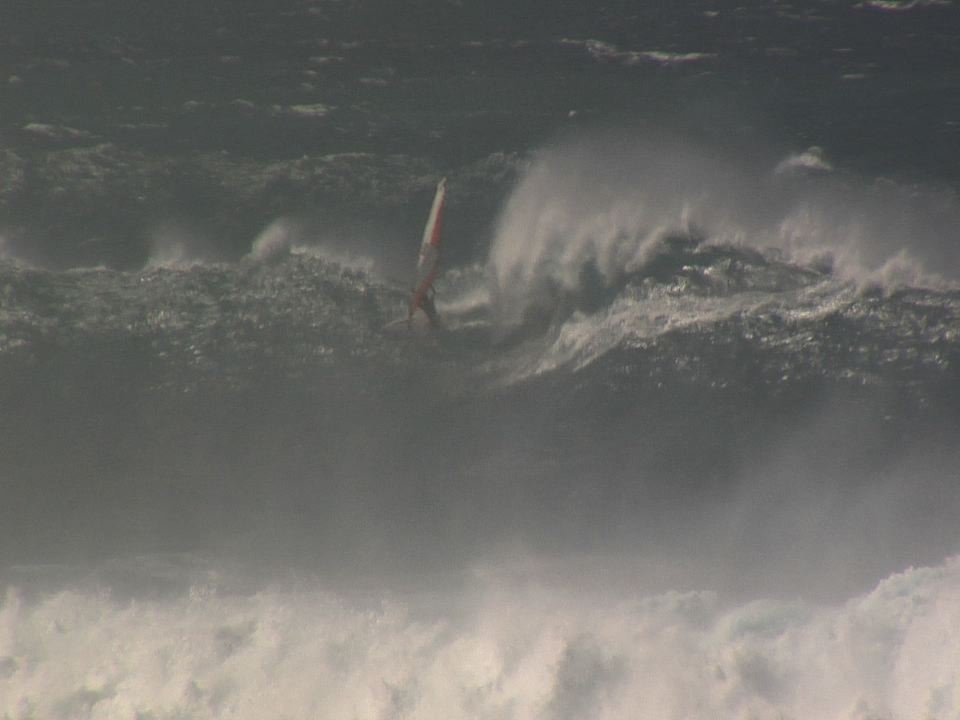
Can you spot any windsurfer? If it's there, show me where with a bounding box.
[405,177,447,331]
[381,176,447,335]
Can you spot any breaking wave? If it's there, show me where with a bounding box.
[488,135,960,330]
[1,133,959,720]
[2,556,959,720]
[478,134,960,381]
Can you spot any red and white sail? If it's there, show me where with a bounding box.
[408,177,447,319]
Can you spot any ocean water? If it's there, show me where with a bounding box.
[2,1,960,718]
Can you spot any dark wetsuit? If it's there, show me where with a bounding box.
[420,289,441,328]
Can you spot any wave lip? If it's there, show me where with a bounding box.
[483,133,960,389]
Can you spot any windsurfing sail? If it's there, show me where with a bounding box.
[408,177,447,321]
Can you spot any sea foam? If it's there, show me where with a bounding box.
[1,557,958,720]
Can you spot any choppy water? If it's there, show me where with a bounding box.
[2,1,960,718]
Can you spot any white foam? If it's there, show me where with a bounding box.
[858,0,949,11]
[145,224,211,269]
[283,103,334,119]
[636,50,717,65]
[21,123,93,142]
[290,244,376,275]
[487,136,757,327]
[248,219,296,261]
[563,40,715,66]
[487,134,960,334]
[1,557,958,720]
[774,146,834,175]
[247,218,378,275]
[308,55,345,65]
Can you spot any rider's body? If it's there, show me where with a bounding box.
[419,287,441,328]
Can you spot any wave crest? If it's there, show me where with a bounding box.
[487,133,959,335]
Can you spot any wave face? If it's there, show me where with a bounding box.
[3,0,960,717]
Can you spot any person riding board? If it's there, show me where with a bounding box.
[406,177,447,330]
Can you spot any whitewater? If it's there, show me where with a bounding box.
[3,557,960,720]
[4,0,960,718]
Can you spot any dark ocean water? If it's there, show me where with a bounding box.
[2,1,960,718]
